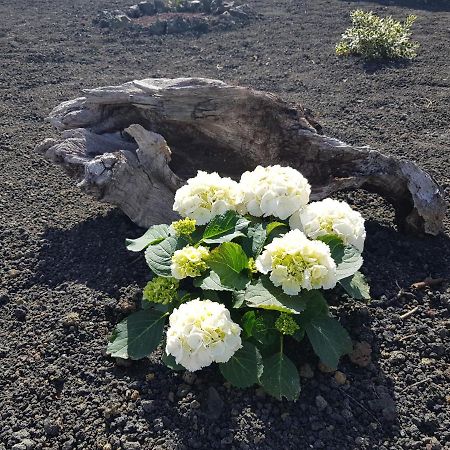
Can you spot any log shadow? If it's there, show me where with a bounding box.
[30,204,450,299]
[342,0,450,12]
[29,210,151,297]
[362,220,450,298]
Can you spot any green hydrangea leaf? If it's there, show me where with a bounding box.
[318,235,363,281]
[202,211,249,244]
[265,221,287,238]
[126,224,171,252]
[107,309,166,360]
[161,352,185,371]
[259,352,300,401]
[219,342,263,388]
[298,290,329,322]
[304,316,353,370]
[207,242,250,290]
[339,271,371,300]
[194,270,233,291]
[144,236,182,277]
[336,245,363,280]
[250,223,266,256]
[244,277,308,314]
[232,290,246,308]
[317,235,345,261]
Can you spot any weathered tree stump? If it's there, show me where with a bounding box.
[36,77,445,235]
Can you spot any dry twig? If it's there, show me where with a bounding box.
[400,306,419,320]
[411,277,445,290]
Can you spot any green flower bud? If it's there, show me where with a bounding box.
[275,313,300,336]
[248,257,258,274]
[171,218,196,236]
[143,277,179,305]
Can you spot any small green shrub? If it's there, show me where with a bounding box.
[336,10,419,60]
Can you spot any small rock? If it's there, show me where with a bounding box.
[8,268,20,278]
[154,0,168,13]
[12,445,27,450]
[334,371,347,385]
[123,443,140,450]
[103,402,120,420]
[138,1,156,15]
[182,371,197,385]
[177,384,190,398]
[318,362,335,373]
[147,19,167,35]
[115,357,132,367]
[12,430,30,441]
[44,418,61,437]
[14,308,27,321]
[349,341,372,367]
[341,408,353,419]
[130,390,140,401]
[127,5,142,18]
[61,437,76,450]
[62,312,80,327]
[20,440,35,450]
[146,372,155,381]
[421,357,435,365]
[168,392,175,402]
[253,435,264,444]
[141,400,155,413]
[389,351,406,364]
[206,387,224,420]
[426,437,442,450]
[315,395,328,411]
[102,444,113,450]
[299,363,315,378]
[0,291,10,305]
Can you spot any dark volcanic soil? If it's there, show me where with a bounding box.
[1,0,449,449]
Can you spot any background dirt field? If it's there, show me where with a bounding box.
[1,0,449,449]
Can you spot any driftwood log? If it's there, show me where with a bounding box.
[36,77,445,235]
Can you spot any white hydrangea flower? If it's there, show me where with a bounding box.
[165,299,242,372]
[171,245,209,279]
[256,229,337,295]
[173,171,243,225]
[238,165,311,220]
[289,198,366,251]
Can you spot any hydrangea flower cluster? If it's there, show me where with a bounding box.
[173,171,242,225]
[111,165,369,401]
[171,245,209,279]
[238,165,311,219]
[166,299,242,372]
[256,229,337,294]
[143,277,179,305]
[289,198,366,251]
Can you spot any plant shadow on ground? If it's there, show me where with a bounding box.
[105,338,400,449]
[31,210,450,447]
[103,343,398,449]
[360,57,412,74]
[31,208,450,299]
[342,0,450,12]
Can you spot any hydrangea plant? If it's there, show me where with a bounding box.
[107,165,370,400]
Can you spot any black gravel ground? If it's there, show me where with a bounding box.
[1,0,449,449]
